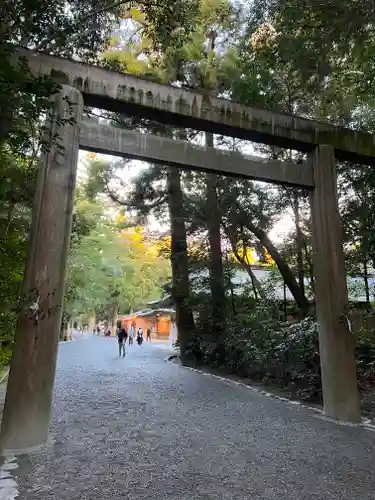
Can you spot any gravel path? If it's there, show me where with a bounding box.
[8,336,375,499]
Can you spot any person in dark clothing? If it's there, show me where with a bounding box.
[136,328,143,345]
[146,328,151,341]
[117,327,128,357]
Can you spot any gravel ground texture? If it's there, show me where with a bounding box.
[8,336,375,499]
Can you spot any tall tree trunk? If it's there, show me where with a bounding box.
[364,259,370,307]
[225,226,266,300]
[239,209,309,315]
[4,203,15,237]
[249,267,259,300]
[167,166,195,362]
[224,255,237,318]
[205,132,226,339]
[228,276,237,317]
[0,105,14,146]
[361,226,371,309]
[292,191,306,299]
[111,304,118,336]
[303,236,315,295]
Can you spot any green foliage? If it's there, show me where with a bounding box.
[1,0,198,158]
[0,0,123,359]
[189,314,375,404]
[273,319,321,400]
[64,193,171,324]
[0,145,38,364]
[234,0,375,124]
[0,0,193,358]
[134,0,199,53]
[3,1,197,59]
[339,165,375,303]
[188,310,375,406]
[70,190,101,247]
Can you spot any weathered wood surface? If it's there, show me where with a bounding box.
[0,86,83,452]
[16,48,375,165]
[310,144,361,423]
[79,120,315,187]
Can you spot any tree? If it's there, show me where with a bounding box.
[219,179,310,315]
[85,149,198,360]
[64,192,170,331]
[339,165,375,306]
[1,0,199,147]
[166,167,196,360]
[0,0,198,356]
[231,0,375,313]
[101,0,314,323]
[149,0,242,338]
[0,145,38,361]
[237,0,375,125]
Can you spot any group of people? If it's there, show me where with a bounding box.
[116,325,152,357]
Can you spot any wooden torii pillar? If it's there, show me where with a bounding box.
[0,86,83,453]
[310,145,360,422]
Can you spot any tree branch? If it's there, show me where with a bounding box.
[106,181,167,211]
[233,202,309,314]
[224,225,266,300]
[80,0,159,23]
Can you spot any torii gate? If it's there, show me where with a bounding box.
[2,48,375,453]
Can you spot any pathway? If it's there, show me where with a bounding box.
[3,337,375,499]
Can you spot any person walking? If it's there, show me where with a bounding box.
[128,325,135,345]
[146,328,151,342]
[117,326,128,357]
[136,327,143,346]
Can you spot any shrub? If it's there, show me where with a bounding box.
[274,318,321,400]
[0,311,16,367]
[189,316,375,404]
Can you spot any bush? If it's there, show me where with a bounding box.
[274,319,321,400]
[0,311,16,367]
[189,316,375,404]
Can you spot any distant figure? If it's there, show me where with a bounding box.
[146,328,151,342]
[96,326,100,335]
[129,325,135,345]
[117,327,128,357]
[169,322,178,349]
[105,329,111,337]
[137,328,143,346]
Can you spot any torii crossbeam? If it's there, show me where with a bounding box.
[79,120,315,188]
[19,47,375,165]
